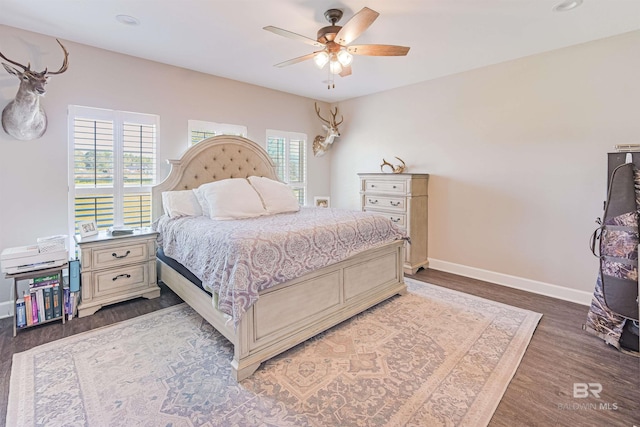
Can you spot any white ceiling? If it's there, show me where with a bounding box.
[1,0,639,102]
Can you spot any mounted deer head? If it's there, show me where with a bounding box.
[313,102,344,157]
[1,39,69,140]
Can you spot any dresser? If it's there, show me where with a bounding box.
[75,228,160,317]
[359,173,429,275]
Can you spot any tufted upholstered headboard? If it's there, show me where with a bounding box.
[152,135,279,220]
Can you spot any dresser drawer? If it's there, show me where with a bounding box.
[92,241,149,269]
[93,264,148,298]
[364,179,406,194]
[366,209,406,228]
[364,195,406,211]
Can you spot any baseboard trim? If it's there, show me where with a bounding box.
[428,259,592,306]
[0,300,14,319]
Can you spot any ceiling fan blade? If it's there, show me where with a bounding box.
[339,65,352,77]
[274,52,317,68]
[263,26,325,48]
[347,44,410,56]
[335,7,379,46]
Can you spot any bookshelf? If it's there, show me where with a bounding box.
[6,264,68,337]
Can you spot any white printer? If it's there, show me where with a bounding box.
[1,245,68,274]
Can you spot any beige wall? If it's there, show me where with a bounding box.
[1,22,638,312]
[0,24,332,308]
[331,30,640,302]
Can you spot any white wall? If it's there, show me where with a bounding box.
[0,24,332,308]
[331,30,640,303]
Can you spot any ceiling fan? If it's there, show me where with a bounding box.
[264,7,410,88]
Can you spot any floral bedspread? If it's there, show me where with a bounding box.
[153,207,408,326]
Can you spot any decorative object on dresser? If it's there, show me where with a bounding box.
[0,39,69,140]
[359,172,429,274]
[380,156,406,173]
[74,228,160,317]
[312,102,343,156]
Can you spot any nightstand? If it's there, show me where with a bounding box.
[74,227,160,317]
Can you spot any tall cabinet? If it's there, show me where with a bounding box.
[358,173,429,275]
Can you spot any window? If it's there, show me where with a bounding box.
[266,130,307,205]
[188,120,247,146]
[68,106,159,235]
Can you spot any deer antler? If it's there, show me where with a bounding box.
[330,107,344,127]
[314,102,332,126]
[0,47,30,71]
[0,39,69,75]
[45,39,69,75]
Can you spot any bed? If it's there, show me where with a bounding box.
[152,135,407,381]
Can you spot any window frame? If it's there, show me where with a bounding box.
[188,120,247,147]
[265,129,307,206]
[67,105,160,238]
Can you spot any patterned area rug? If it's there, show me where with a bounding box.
[7,278,541,427]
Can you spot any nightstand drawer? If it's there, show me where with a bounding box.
[364,195,406,211]
[94,264,148,297]
[92,242,148,269]
[364,179,406,194]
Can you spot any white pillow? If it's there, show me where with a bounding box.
[199,178,266,220]
[248,176,300,214]
[192,187,210,217]
[162,190,203,218]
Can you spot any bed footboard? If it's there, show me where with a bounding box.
[159,240,406,381]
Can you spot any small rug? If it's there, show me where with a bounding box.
[7,278,541,427]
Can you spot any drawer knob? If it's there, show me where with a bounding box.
[369,199,378,204]
[390,217,400,223]
[112,273,131,281]
[390,201,400,207]
[392,185,397,189]
[112,250,130,259]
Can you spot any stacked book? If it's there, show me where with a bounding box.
[20,272,63,327]
[16,272,80,328]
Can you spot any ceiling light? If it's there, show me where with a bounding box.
[337,49,353,67]
[329,58,343,75]
[314,51,329,69]
[552,0,583,12]
[116,14,140,25]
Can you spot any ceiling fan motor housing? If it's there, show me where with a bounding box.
[318,9,343,45]
[317,26,342,44]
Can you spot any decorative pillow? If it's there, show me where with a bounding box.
[199,178,266,220]
[248,176,300,214]
[161,190,203,218]
[192,187,210,217]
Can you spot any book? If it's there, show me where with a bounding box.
[52,285,62,318]
[33,273,60,284]
[63,287,70,315]
[32,273,60,288]
[109,226,134,235]
[16,298,26,328]
[31,291,39,324]
[43,287,53,320]
[24,292,33,326]
[36,289,45,323]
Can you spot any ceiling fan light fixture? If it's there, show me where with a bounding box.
[314,51,329,69]
[337,49,353,66]
[329,58,343,75]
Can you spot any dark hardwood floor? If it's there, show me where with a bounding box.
[1,271,638,426]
